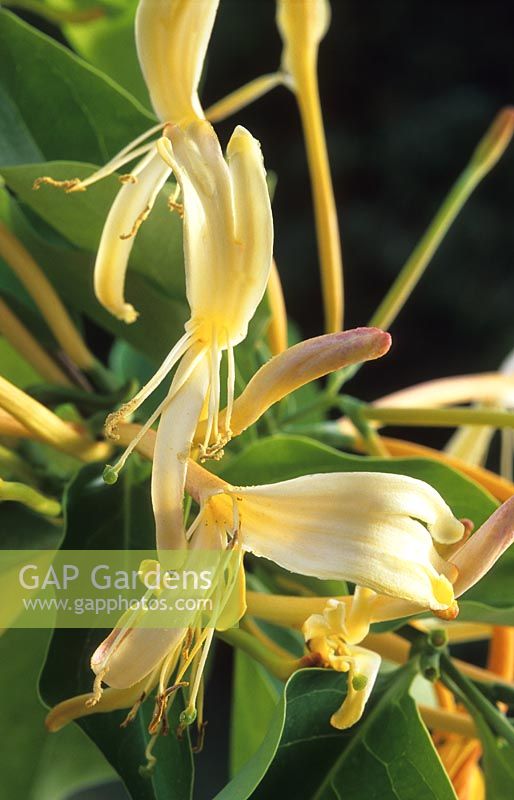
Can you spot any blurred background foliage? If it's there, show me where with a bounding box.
[1,1,513,797]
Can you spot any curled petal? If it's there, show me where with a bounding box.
[45,676,153,732]
[135,0,219,122]
[221,472,463,610]
[452,496,514,597]
[164,120,273,345]
[330,646,381,730]
[94,149,171,323]
[225,125,274,344]
[195,327,391,443]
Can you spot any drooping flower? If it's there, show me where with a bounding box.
[33,0,221,323]
[90,465,465,691]
[303,596,381,729]
[103,118,273,550]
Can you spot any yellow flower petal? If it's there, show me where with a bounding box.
[216,472,462,610]
[135,0,219,122]
[94,148,171,323]
[330,645,381,730]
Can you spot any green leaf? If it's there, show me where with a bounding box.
[63,0,151,108]
[0,8,153,166]
[39,463,194,800]
[0,337,42,387]
[0,627,116,800]
[230,650,280,777]
[473,713,514,800]
[217,665,456,800]
[1,188,188,363]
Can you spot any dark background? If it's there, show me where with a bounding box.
[204,0,514,410]
[14,1,514,797]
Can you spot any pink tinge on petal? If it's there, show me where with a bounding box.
[452,496,514,597]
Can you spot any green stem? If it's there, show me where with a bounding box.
[0,478,61,517]
[362,405,514,429]
[217,627,313,680]
[441,654,514,749]
[328,108,514,394]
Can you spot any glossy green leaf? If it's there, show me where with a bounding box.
[0,627,116,800]
[218,665,456,800]
[474,715,514,800]
[63,0,151,108]
[39,463,194,800]
[230,650,280,777]
[0,8,153,167]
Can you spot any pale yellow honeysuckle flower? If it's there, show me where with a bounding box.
[199,473,463,610]
[303,597,381,729]
[277,0,343,332]
[34,0,221,323]
[85,453,464,694]
[104,119,273,550]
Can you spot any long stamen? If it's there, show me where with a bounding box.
[209,327,220,442]
[105,343,208,481]
[78,141,157,191]
[186,629,214,715]
[105,329,194,440]
[225,334,235,436]
[120,159,172,240]
[78,123,165,190]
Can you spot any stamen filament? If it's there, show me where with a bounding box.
[106,343,208,479]
[205,72,288,123]
[76,141,156,191]
[186,629,214,713]
[105,329,194,440]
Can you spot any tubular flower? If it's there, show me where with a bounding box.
[52,464,464,736]
[277,0,343,332]
[303,597,381,729]
[63,514,245,742]
[105,119,273,550]
[33,0,220,323]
